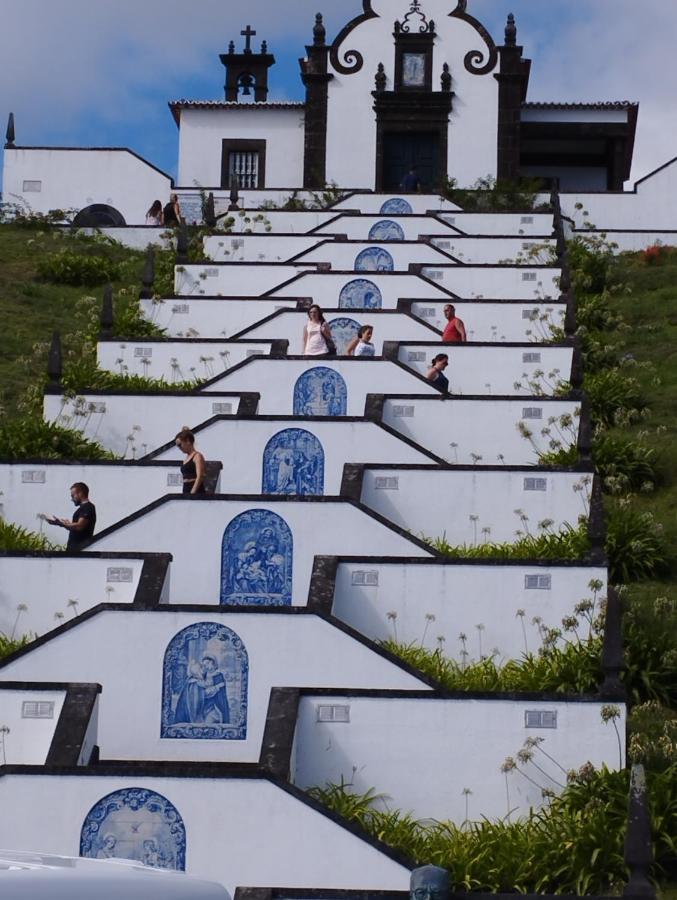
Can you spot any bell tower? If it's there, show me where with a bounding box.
[220,25,276,102]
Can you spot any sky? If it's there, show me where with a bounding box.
[1,0,676,188]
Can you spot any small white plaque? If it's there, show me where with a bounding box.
[374,476,399,490]
[172,304,190,314]
[525,710,557,728]
[522,352,542,364]
[525,574,552,590]
[351,570,379,586]
[524,477,547,492]
[167,474,183,487]
[317,704,350,723]
[134,348,153,358]
[392,405,415,418]
[22,701,55,719]
[107,567,134,583]
[21,470,46,484]
[212,403,233,415]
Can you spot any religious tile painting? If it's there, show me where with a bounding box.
[293,367,348,417]
[368,220,405,241]
[355,247,395,272]
[380,198,413,215]
[328,316,361,353]
[339,279,383,310]
[161,622,248,740]
[402,52,426,87]
[262,428,325,496]
[221,508,293,605]
[80,788,186,870]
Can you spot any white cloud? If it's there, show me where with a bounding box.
[1,0,674,184]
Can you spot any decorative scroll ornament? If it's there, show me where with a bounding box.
[449,0,498,76]
[396,0,434,35]
[329,0,378,75]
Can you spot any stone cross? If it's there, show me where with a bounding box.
[241,25,256,52]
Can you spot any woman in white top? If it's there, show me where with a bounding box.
[302,305,333,356]
[145,200,163,226]
[346,325,375,357]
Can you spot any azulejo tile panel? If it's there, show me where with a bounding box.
[339,279,383,309]
[262,428,325,496]
[293,367,348,416]
[368,220,405,241]
[80,787,186,870]
[380,197,413,215]
[355,247,395,272]
[221,508,293,606]
[162,621,248,739]
[328,316,361,353]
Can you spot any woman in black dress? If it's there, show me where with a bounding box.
[426,354,450,393]
[175,427,206,495]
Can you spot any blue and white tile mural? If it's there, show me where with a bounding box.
[221,509,293,605]
[380,198,413,215]
[328,316,361,353]
[80,788,186,870]
[161,622,248,739]
[368,220,405,241]
[355,247,395,272]
[262,428,325,496]
[339,279,383,310]
[293,367,348,416]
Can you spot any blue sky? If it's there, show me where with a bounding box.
[1,0,676,187]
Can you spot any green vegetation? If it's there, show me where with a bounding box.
[310,764,677,894]
[0,415,115,460]
[442,175,549,212]
[0,519,56,552]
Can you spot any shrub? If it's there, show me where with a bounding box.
[0,520,56,551]
[37,249,122,286]
[441,175,547,212]
[593,432,659,494]
[623,591,677,707]
[0,415,115,460]
[309,765,677,893]
[0,632,33,660]
[586,368,644,429]
[605,503,670,583]
[427,522,591,561]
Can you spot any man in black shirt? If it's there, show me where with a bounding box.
[47,482,97,550]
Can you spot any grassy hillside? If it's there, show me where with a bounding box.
[0,225,146,415]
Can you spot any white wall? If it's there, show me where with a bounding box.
[295,241,453,269]
[97,340,274,381]
[359,467,592,542]
[439,212,555,236]
[2,148,172,225]
[0,555,144,638]
[152,419,434,494]
[325,1,499,188]
[270,272,452,305]
[80,227,171,250]
[381,396,580,464]
[141,297,299,339]
[332,194,460,214]
[0,609,428,762]
[429,236,556,264]
[420,265,561,300]
[199,359,439,414]
[332,560,607,659]
[396,343,574,394]
[409,300,566,342]
[292,695,626,821]
[175,263,317,297]
[0,775,411,892]
[43,392,243,457]
[558,157,677,231]
[177,108,305,188]
[205,234,332,263]
[0,689,66,765]
[91,498,433,603]
[0,462,187,536]
[236,310,442,351]
[314,215,460,241]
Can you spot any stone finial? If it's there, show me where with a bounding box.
[410,865,450,900]
[313,13,326,46]
[5,112,15,149]
[228,175,241,211]
[601,587,626,698]
[176,223,190,265]
[505,13,517,47]
[441,63,451,92]
[375,62,386,92]
[140,248,155,300]
[100,284,114,337]
[261,40,268,54]
[47,331,63,385]
[228,40,235,54]
[623,765,656,899]
[204,191,217,228]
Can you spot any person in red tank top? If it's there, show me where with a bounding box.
[442,304,467,343]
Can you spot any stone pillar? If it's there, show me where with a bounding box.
[495,14,530,181]
[300,14,333,189]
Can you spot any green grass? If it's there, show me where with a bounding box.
[0,225,148,415]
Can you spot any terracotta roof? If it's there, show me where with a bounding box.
[523,101,638,109]
[169,99,305,125]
